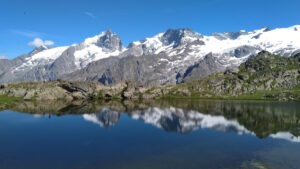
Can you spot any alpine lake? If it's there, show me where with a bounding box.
[0,99,300,169]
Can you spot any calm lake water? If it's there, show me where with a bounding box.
[0,99,300,169]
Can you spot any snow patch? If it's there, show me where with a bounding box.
[74,44,126,68]
[14,46,68,71]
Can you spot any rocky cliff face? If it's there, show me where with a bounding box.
[177,53,227,83]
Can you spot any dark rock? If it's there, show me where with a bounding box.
[179,53,226,83]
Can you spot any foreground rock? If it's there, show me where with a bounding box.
[0,80,167,101]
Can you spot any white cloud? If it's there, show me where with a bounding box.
[28,38,54,47]
[84,11,96,18]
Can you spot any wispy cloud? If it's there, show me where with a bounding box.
[10,29,44,38]
[84,11,96,19]
[28,38,54,47]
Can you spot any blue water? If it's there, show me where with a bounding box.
[0,100,299,169]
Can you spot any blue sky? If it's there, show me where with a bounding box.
[1,0,300,58]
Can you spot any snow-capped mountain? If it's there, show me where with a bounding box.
[14,46,69,72]
[130,25,300,57]
[128,25,300,70]
[0,25,299,84]
[64,25,300,85]
[0,30,125,83]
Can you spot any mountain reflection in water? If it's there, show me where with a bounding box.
[4,99,299,143]
[82,106,300,143]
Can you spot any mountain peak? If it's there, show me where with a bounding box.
[262,26,271,32]
[35,45,48,50]
[28,45,48,56]
[96,29,123,51]
[106,28,112,34]
[161,28,202,47]
[82,29,124,51]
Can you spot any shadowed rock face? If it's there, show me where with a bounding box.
[178,53,226,83]
[161,28,203,47]
[47,46,78,77]
[63,53,178,85]
[232,45,259,58]
[64,52,229,86]
[212,31,248,40]
[3,99,300,142]
[96,29,123,51]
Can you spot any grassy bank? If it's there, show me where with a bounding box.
[0,95,22,109]
[161,86,300,101]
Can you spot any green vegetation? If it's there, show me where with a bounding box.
[0,95,21,104]
[162,84,300,101]
[0,95,22,110]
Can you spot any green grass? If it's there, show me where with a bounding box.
[0,95,22,110]
[230,93,269,100]
[161,86,300,101]
[0,95,21,104]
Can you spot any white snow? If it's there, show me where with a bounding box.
[198,25,300,56]
[73,32,127,68]
[134,25,300,62]
[74,44,126,68]
[82,32,106,45]
[131,41,141,46]
[14,46,68,71]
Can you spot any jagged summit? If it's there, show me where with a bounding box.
[82,29,124,50]
[95,29,124,51]
[161,28,202,47]
[28,45,49,56]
